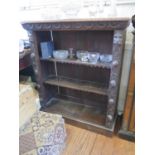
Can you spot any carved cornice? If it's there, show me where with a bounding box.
[22,20,130,31]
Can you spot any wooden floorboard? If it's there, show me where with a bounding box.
[62,124,135,155]
[91,134,114,155]
[62,124,97,155]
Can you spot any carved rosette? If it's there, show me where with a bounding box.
[22,20,129,31]
[105,30,125,128]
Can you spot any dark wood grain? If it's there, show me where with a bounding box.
[40,57,112,69]
[42,97,106,125]
[105,30,126,128]
[58,87,108,108]
[44,76,108,95]
[52,31,113,54]
[28,31,56,107]
[41,97,114,136]
[56,63,110,87]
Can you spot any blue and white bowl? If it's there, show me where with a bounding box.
[88,52,100,64]
[100,54,112,63]
[76,51,89,62]
[53,50,69,60]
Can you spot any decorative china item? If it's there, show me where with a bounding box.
[53,50,69,60]
[100,54,112,63]
[88,52,100,64]
[40,41,54,59]
[68,48,75,59]
[76,50,89,62]
[99,54,105,62]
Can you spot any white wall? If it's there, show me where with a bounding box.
[19,0,135,21]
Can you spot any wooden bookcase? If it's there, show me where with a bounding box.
[22,18,130,136]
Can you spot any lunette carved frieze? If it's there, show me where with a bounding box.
[22,20,129,31]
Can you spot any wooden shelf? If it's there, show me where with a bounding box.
[40,58,112,69]
[41,97,106,127]
[44,76,108,95]
[41,97,114,135]
[41,97,115,136]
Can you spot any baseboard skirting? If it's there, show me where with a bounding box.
[118,129,135,142]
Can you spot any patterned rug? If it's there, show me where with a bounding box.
[19,111,67,155]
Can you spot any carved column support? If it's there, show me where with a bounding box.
[105,30,126,128]
[27,30,47,107]
[28,31,38,74]
[28,31,40,77]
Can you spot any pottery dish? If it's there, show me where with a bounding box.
[76,50,89,62]
[53,50,69,60]
[100,54,112,63]
[88,52,100,64]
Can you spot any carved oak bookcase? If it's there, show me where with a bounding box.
[22,18,130,136]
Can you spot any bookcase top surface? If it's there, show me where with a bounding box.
[21,17,130,31]
[21,17,130,24]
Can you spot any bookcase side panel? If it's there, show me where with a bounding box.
[105,30,126,128]
[28,30,56,107]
